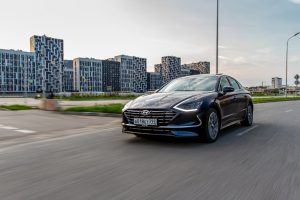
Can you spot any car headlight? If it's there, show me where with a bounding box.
[174,99,203,112]
[122,101,133,112]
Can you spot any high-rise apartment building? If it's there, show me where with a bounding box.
[73,58,102,92]
[102,60,120,92]
[147,72,162,91]
[0,49,36,93]
[63,60,74,92]
[154,64,162,74]
[30,35,64,93]
[181,61,210,74]
[272,77,282,89]
[161,56,181,84]
[113,55,147,93]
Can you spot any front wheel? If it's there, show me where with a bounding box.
[241,104,253,126]
[203,108,220,143]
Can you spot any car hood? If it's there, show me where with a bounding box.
[128,92,212,109]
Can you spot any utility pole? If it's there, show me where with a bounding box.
[285,32,300,97]
[216,0,219,74]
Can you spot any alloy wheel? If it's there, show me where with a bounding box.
[208,112,219,140]
[247,105,253,124]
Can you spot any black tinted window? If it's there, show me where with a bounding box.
[228,77,241,91]
[219,77,231,91]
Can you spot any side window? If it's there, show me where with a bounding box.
[228,77,241,91]
[219,77,231,91]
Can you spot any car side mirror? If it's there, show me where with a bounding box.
[223,86,234,94]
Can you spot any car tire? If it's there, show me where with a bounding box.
[241,104,253,126]
[203,108,220,143]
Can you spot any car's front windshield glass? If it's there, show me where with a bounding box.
[158,76,218,92]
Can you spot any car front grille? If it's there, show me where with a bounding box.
[124,109,177,126]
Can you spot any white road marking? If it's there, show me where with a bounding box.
[0,127,120,153]
[285,109,293,113]
[0,126,18,130]
[237,125,259,136]
[0,124,36,134]
[15,130,36,134]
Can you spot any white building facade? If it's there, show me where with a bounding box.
[272,77,282,89]
[73,58,102,92]
[0,49,36,93]
[113,55,147,93]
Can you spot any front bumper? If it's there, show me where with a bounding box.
[122,109,203,137]
[122,123,201,137]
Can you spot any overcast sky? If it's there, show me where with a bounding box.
[0,0,299,86]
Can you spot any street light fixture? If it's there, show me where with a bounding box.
[285,32,300,97]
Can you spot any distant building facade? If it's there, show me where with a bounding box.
[272,77,282,89]
[154,64,162,74]
[113,55,147,93]
[0,49,36,93]
[102,60,120,92]
[181,61,210,74]
[161,56,181,84]
[147,72,162,91]
[73,58,102,92]
[30,35,64,93]
[63,60,74,92]
[180,68,191,77]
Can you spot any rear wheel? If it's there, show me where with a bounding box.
[241,104,253,126]
[203,108,220,143]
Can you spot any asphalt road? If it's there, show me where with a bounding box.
[0,101,300,200]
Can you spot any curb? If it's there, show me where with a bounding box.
[59,111,122,118]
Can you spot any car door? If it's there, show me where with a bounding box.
[217,76,236,126]
[227,77,246,120]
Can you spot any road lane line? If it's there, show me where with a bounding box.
[237,125,258,137]
[0,127,120,153]
[0,126,18,130]
[285,109,293,113]
[15,130,36,134]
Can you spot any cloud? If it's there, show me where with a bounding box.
[255,48,272,54]
[289,0,300,4]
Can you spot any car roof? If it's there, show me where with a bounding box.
[179,74,225,79]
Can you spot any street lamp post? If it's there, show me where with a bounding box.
[285,32,300,98]
[216,0,219,74]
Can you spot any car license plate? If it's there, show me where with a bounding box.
[133,118,157,126]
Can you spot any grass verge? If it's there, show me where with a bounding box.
[0,104,34,111]
[62,104,124,114]
[58,95,139,101]
[61,97,300,114]
[253,97,300,104]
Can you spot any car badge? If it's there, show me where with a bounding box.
[141,110,151,116]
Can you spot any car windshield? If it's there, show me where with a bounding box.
[158,76,218,92]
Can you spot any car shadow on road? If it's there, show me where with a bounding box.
[125,123,261,147]
[124,123,251,148]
